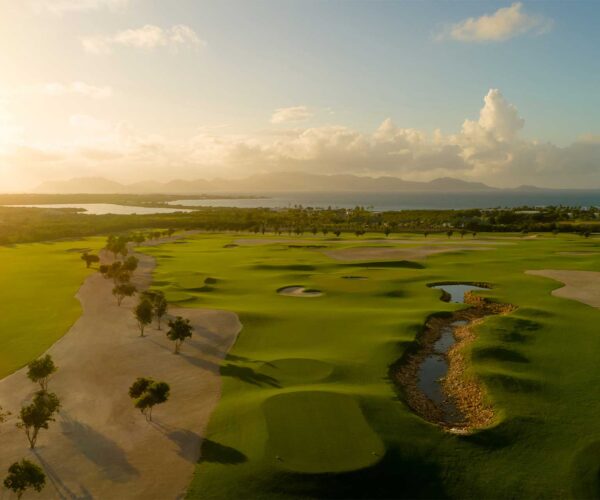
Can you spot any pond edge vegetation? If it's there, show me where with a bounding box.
[391,283,517,433]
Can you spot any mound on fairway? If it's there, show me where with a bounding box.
[526,270,600,308]
[277,286,323,297]
[323,245,489,261]
[258,358,334,384]
[263,391,384,473]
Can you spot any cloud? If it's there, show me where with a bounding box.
[31,0,130,14]
[271,106,313,124]
[34,81,113,99]
[82,25,204,54]
[439,2,553,42]
[1,89,599,189]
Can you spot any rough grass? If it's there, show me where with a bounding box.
[136,231,599,499]
[0,237,104,377]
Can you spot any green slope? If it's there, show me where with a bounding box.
[138,232,600,499]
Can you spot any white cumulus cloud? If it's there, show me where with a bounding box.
[271,106,313,124]
[82,25,204,54]
[1,89,599,189]
[439,2,553,42]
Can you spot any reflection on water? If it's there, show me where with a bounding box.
[415,283,488,425]
[5,203,192,215]
[432,284,488,303]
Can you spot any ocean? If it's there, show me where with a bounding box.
[170,190,600,211]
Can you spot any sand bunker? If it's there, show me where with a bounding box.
[323,245,489,262]
[526,270,600,309]
[0,237,241,499]
[277,286,323,297]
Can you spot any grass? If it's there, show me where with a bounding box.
[0,237,104,377]
[137,232,600,498]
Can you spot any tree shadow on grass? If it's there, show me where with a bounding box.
[59,414,139,482]
[270,446,447,499]
[199,439,248,465]
[221,363,280,387]
[226,353,275,367]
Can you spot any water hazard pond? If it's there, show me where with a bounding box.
[391,282,515,430]
[416,284,488,424]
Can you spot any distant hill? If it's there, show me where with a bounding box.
[35,172,504,194]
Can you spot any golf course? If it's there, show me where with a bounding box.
[0,230,599,498]
[140,232,598,498]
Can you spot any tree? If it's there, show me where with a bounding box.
[333,230,341,238]
[80,252,100,268]
[446,230,453,238]
[383,226,391,237]
[3,460,46,499]
[26,355,57,392]
[142,290,168,329]
[122,255,139,272]
[113,283,137,306]
[166,317,193,354]
[106,235,129,259]
[153,294,168,330]
[128,377,170,421]
[102,261,127,283]
[135,299,153,336]
[17,391,60,449]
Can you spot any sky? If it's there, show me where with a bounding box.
[0,0,599,191]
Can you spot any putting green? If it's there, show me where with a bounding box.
[264,391,384,473]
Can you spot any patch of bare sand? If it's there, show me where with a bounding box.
[0,239,241,499]
[526,270,600,308]
[323,245,490,261]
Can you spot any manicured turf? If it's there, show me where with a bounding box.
[264,391,385,473]
[138,233,600,499]
[0,238,104,377]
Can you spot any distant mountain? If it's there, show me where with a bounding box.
[426,177,493,191]
[35,172,508,194]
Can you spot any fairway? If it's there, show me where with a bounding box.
[0,238,104,377]
[136,232,600,498]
